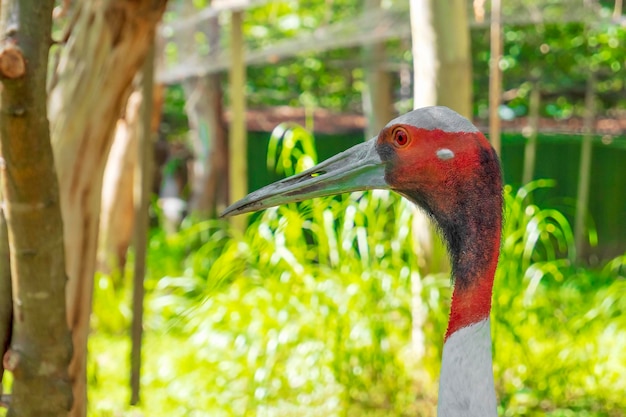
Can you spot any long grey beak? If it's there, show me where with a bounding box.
[221,137,389,217]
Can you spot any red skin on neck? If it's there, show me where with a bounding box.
[378,126,502,341]
[445,230,500,340]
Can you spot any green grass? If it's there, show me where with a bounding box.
[88,125,625,416]
[88,181,626,417]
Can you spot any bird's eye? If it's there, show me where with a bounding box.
[393,128,409,147]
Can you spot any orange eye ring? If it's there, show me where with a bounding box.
[393,127,410,148]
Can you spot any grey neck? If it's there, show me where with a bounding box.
[437,318,497,417]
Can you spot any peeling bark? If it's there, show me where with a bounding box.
[98,83,164,276]
[98,92,141,276]
[47,1,167,416]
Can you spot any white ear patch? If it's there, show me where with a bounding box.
[436,148,455,160]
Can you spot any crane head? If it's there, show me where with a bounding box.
[222,105,503,339]
[221,106,500,227]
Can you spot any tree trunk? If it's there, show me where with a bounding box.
[411,0,437,110]
[0,1,73,416]
[431,0,473,116]
[409,0,473,364]
[522,83,540,184]
[130,42,156,405]
[229,10,247,230]
[362,0,395,139]
[47,2,167,416]
[98,82,164,276]
[488,0,503,155]
[575,72,596,259]
[614,0,623,20]
[182,13,229,218]
[184,75,229,217]
[98,92,142,277]
[412,0,472,116]
[0,201,12,405]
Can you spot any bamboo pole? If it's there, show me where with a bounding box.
[488,0,502,155]
[574,72,596,258]
[229,10,247,230]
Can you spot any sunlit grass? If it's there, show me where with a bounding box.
[89,125,626,416]
[89,183,626,417]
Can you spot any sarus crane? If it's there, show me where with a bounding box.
[222,106,502,416]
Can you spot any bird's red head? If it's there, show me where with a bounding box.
[222,106,503,338]
[373,112,502,339]
[377,124,495,199]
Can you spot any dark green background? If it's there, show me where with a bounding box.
[248,130,626,261]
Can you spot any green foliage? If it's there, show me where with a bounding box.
[472,19,626,118]
[492,181,626,415]
[161,84,189,136]
[267,122,318,176]
[89,129,625,416]
[163,1,625,119]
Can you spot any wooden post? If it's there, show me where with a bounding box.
[130,41,155,405]
[184,14,228,218]
[574,72,596,258]
[229,10,247,230]
[488,0,502,155]
[362,0,394,140]
[432,0,473,118]
[522,82,540,185]
[408,0,472,366]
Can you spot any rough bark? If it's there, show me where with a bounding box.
[0,1,73,416]
[47,1,167,416]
